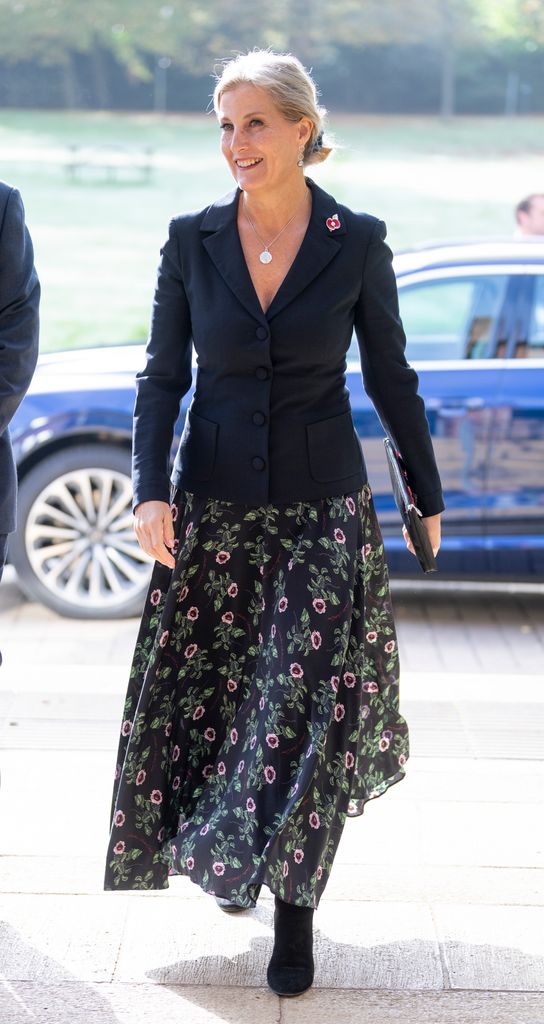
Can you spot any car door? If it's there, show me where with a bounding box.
[348,266,511,572]
[485,269,544,575]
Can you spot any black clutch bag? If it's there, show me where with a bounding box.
[383,438,437,574]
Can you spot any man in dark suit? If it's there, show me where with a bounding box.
[0,182,40,622]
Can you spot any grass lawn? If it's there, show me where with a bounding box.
[0,110,542,351]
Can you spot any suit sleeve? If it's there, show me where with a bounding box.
[132,218,194,510]
[353,218,445,517]
[0,187,40,438]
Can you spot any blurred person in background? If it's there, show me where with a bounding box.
[104,49,443,997]
[0,182,40,664]
[515,193,544,236]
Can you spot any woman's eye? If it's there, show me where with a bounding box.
[249,118,263,127]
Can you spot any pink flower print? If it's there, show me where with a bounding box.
[290,662,303,678]
[366,631,377,644]
[311,630,322,650]
[230,727,238,744]
[170,503,178,522]
[278,596,288,612]
[288,558,294,571]
[172,745,180,762]
[113,841,125,855]
[399,754,407,766]
[217,761,226,776]
[216,550,230,564]
[185,521,193,537]
[309,812,320,829]
[114,765,121,781]
[150,789,162,804]
[363,543,372,559]
[204,727,216,742]
[193,705,205,720]
[283,860,289,877]
[345,496,356,515]
[159,630,169,648]
[222,611,234,624]
[250,735,257,750]
[345,751,355,769]
[383,729,393,740]
[200,823,209,836]
[172,776,180,790]
[334,528,346,543]
[136,769,146,786]
[157,826,165,842]
[238,760,245,773]
[384,640,396,653]
[228,582,238,597]
[259,695,265,711]
[171,538,179,554]
[150,589,161,606]
[330,675,339,692]
[259,565,264,575]
[114,810,125,827]
[164,722,172,737]
[334,703,345,721]
[379,736,390,751]
[180,821,189,832]
[227,678,238,692]
[184,643,198,658]
[266,733,279,748]
[258,632,263,644]
[312,598,326,613]
[264,765,276,783]
[213,862,225,876]
[271,623,276,638]
[348,800,357,814]
[186,856,194,870]
[121,719,132,737]
[363,681,379,693]
[246,797,256,812]
[202,764,213,778]
[317,865,323,880]
[343,671,356,688]
[179,584,189,602]
[187,605,199,621]
[294,849,304,864]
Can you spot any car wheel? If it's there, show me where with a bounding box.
[11,445,153,619]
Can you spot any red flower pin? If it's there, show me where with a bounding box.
[326,213,341,231]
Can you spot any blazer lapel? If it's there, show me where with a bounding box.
[200,176,347,323]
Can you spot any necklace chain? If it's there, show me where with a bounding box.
[243,192,309,265]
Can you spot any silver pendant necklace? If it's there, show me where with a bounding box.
[243,193,308,265]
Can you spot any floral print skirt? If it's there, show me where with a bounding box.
[104,484,409,908]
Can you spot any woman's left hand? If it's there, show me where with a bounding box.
[402,513,441,558]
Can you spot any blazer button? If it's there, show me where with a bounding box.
[255,326,269,340]
[252,411,266,426]
[255,366,269,380]
[251,456,265,471]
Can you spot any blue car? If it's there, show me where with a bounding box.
[9,238,544,618]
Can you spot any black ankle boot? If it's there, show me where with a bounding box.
[267,895,314,997]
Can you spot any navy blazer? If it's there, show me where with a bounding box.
[0,182,40,535]
[133,175,444,517]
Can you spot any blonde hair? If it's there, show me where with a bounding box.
[212,49,334,166]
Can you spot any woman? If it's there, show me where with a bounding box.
[104,49,443,997]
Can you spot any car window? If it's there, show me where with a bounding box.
[527,275,544,357]
[396,275,509,360]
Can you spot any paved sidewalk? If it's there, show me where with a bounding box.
[0,572,543,1023]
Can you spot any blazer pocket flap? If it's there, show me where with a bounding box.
[306,410,363,483]
[178,408,218,481]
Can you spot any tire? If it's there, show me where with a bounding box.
[11,445,153,619]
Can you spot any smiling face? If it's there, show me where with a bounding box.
[218,82,313,194]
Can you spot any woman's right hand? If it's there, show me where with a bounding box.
[133,500,176,569]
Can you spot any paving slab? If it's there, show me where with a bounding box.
[0,983,280,1024]
[281,988,544,1024]
[433,903,544,990]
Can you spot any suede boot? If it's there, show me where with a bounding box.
[266,895,314,996]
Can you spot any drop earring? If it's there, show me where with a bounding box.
[297,149,304,167]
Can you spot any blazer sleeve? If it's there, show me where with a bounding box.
[353,218,445,517]
[0,187,40,438]
[132,219,193,511]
